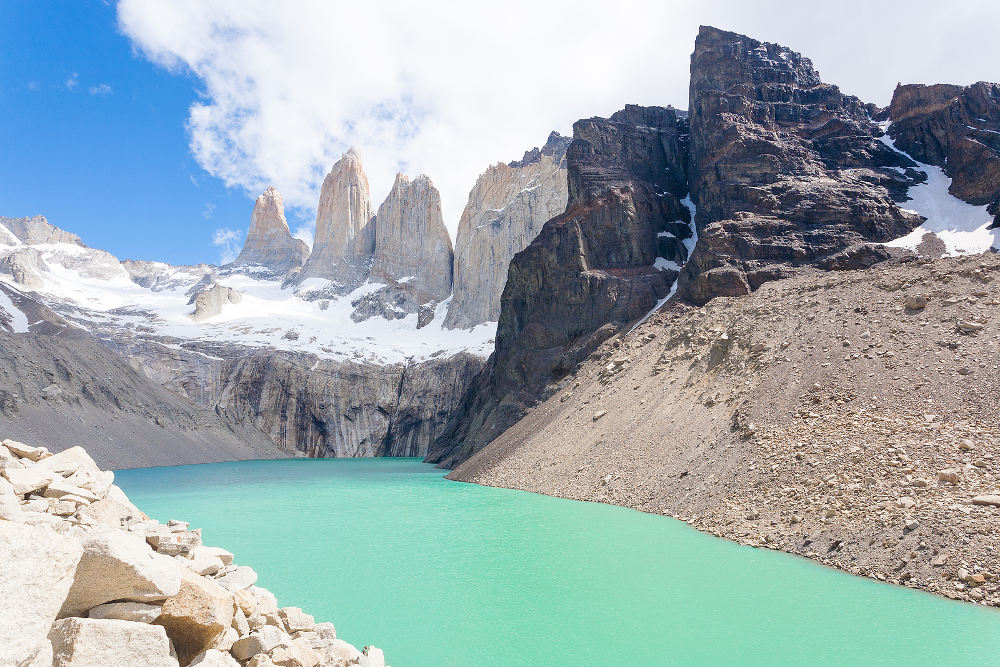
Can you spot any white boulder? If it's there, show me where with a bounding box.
[48,617,178,667]
[60,525,182,617]
[87,600,163,623]
[0,522,83,667]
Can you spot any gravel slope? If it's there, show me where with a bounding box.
[451,253,1000,605]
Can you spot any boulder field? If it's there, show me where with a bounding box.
[0,439,387,667]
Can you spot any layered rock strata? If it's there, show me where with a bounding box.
[444,132,571,329]
[675,26,923,304]
[888,82,1000,227]
[427,106,692,466]
[232,187,309,273]
[297,149,376,291]
[0,439,388,666]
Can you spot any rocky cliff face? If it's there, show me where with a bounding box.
[444,132,571,329]
[0,285,285,469]
[0,215,83,246]
[675,26,922,304]
[356,174,454,323]
[106,338,485,458]
[426,106,692,466]
[188,284,242,321]
[888,82,1000,226]
[297,149,376,290]
[232,187,309,273]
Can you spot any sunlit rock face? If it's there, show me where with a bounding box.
[356,173,453,324]
[444,132,570,330]
[297,148,376,291]
[232,187,309,274]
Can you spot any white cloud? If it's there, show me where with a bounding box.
[202,202,216,219]
[117,0,1000,240]
[212,226,243,264]
[65,73,79,90]
[89,83,114,96]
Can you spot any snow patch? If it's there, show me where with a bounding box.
[0,289,29,333]
[878,123,997,254]
[654,257,681,272]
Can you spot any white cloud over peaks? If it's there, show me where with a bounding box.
[212,227,243,264]
[117,0,1000,240]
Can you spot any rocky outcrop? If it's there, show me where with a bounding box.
[0,285,286,469]
[232,187,309,274]
[122,261,214,292]
[444,132,571,329]
[0,439,388,666]
[675,26,922,304]
[128,345,487,458]
[427,106,692,467]
[369,174,453,307]
[189,284,242,322]
[0,247,49,289]
[297,149,376,291]
[888,82,1000,226]
[0,215,83,246]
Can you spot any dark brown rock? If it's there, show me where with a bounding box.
[888,81,1000,226]
[676,26,922,304]
[426,105,691,467]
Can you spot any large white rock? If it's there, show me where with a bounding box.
[360,646,386,667]
[194,544,234,566]
[189,648,241,667]
[107,483,142,516]
[215,565,258,592]
[0,522,83,666]
[87,600,163,623]
[184,550,225,576]
[43,478,102,503]
[79,496,141,528]
[278,607,315,633]
[60,525,182,617]
[0,442,27,469]
[34,446,100,477]
[2,466,56,495]
[3,438,51,461]
[66,468,114,498]
[0,475,25,521]
[48,617,178,667]
[155,568,235,664]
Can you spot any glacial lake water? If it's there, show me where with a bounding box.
[116,458,1000,666]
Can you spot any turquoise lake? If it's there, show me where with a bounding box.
[116,458,1000,666]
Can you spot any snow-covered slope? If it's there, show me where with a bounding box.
[0,227,495,364]
[879,122,999,254]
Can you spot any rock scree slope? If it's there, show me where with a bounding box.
[451,253,1000,607]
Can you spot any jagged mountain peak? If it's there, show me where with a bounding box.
[232,186,309,273]
[0,215,84,247]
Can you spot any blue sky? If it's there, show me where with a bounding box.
[3,1,998,267]
[0,0,252,265]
